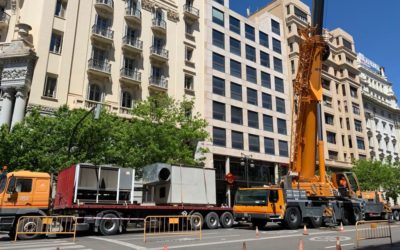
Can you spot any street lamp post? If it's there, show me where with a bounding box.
[240,153,254,188]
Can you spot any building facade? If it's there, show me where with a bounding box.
[358,53,400,162]
[260,0,370,170]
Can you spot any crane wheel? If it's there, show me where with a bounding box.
[284,207,301,230]
[308,217,322,228]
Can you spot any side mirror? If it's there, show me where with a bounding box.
[7,176,16,194]
[269,190,279,203]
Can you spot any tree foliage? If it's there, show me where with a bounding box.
[353,159,400,202]
[0,94,208,175]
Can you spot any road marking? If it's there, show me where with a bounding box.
[88,236,147,250]
[1,240,66,247]
[0,242,75,249]
[309,236,351,242]
[35,245,87,250]
[117,232,220,241]
[325,243,354,249]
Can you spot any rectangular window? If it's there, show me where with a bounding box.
[264,137,275,155]
[328,150,338,160]
[50,32,63,54]
[55,0,67,17]
[278,140,288,156]
[229,16,240,34]
[259,31,268,48]
[350,86,358,98]
[276,97,285,113]
[230,59,242,78]
[214,0,224,4]
[213,52,225,72]
[213,101,225,121]
[245,45,256,62]
[213,127,226,146]
[327,131,336,144]
[263,115,273,132]
[212,29,225,49]
[43,75,57,98]
[354,119,362,132]
[231,106,243,125]
[271,19,280,35]
[246,66,257,84]
[185,46,193,62]
[357,137,365,150]
[262,93,272,110]
[245,24,255,41]
[322,78,330,90]
[212,76,225,96]
[294,7,307,22]
[273,57,283,73]
[184,75,194,90]
[277,119,287,135]
[342,38,352,50]
[232,131,244,149]
[212,8,224,26]
[248,111,259,129]
[247,88,258,106]
[230,37,241,56]
[272,38,281,54]
[261,72,271,88]
[231,82,242,101]
[352,103,360,115]
[325,113,334,125]
[249,134,260,152]
[260,51,270,67]
[275,77,284,93]
[15,179,32,193]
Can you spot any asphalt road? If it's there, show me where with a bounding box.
[1,222,400,250]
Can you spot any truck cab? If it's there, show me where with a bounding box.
[0,170,50,232]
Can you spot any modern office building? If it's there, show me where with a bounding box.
[260,0,370,170]
[358,53,400,162]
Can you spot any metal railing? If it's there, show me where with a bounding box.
[88,59,111,73]
[0,11,10,24]
[149,76,168,89]
[15,216,77,241]
[92,25,114,40]
[95,0,113,8]
[120,68,141,82]
[152,18,166,30]
[183,4,199,17]
[150,46,169,59]
[125,7,141,19]
[122,36,143,50]
[355,220,392,249]
[143,215,202,242]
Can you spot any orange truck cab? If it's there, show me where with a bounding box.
[0,170,50,233]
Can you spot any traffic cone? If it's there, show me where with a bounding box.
[298,239,304,250]
[255,226,259,238]
[336,236,342,250]
[164,243,168,250]
[338,222,344,232]
[303,224,309,235]
[242,241,247,250]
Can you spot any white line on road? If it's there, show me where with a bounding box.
[88,236,147,250]
[116,232,220,241]
[325,243,354,248]
[34,245,88,250]
[0,242,74,250]
[0,240,65,247]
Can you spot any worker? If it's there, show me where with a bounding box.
[339,176,348,197]
[339,177,347,188]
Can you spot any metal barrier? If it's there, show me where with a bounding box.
[355,220,392,248]
[143,215,202,242]
[15,216,77,241]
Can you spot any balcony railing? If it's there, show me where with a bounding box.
[120,68,141,82]
[125,7,141,20]
[88,59,111,74]
[122,36,143,50]
[92,25,114,40]
[149,76,168,89]
[150,46,169,59]
[152,18,166,30]
[183,4,199,18]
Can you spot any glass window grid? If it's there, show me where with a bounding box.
[246,66,257,84]
[248,110,259,129]
[247,88,258,106]
[212,76,225,96]
[213,101,225,121]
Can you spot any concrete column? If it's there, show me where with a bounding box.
[0,89,14,127]
[225,156,231,207]
[11,88,27,128]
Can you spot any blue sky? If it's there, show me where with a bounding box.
[230,0,400,99]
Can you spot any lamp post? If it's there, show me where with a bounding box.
[240,153,254,188]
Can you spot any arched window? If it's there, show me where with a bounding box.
[121,91,132,108]
[89,83,102,102]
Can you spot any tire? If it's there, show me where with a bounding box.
[190,212,203,230]
[284,207,301,230]
[220,212,234,228]
[308,217,322,229]
[205,212,219,229]
[99,213,120,236]
[393,210,400,221]
[17,217,44,240]
[251,219,267,229]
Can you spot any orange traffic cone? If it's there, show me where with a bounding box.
[164,243,168,250]
[242,241,247,250]
[298,239,304,250]
[255,226,259,238]
[336,236,342,250]
[338,222,344,232]
[303,224,309,235]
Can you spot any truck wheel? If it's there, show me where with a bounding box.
[205,212,219,229]
[308,217,322,228]
[251,219,267,229]
[393,210,400,221]
[220,212,234,228]
[17,217,43,240]
[190,212,203,230]
[284,207,301,230]
[99,213,120,236]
